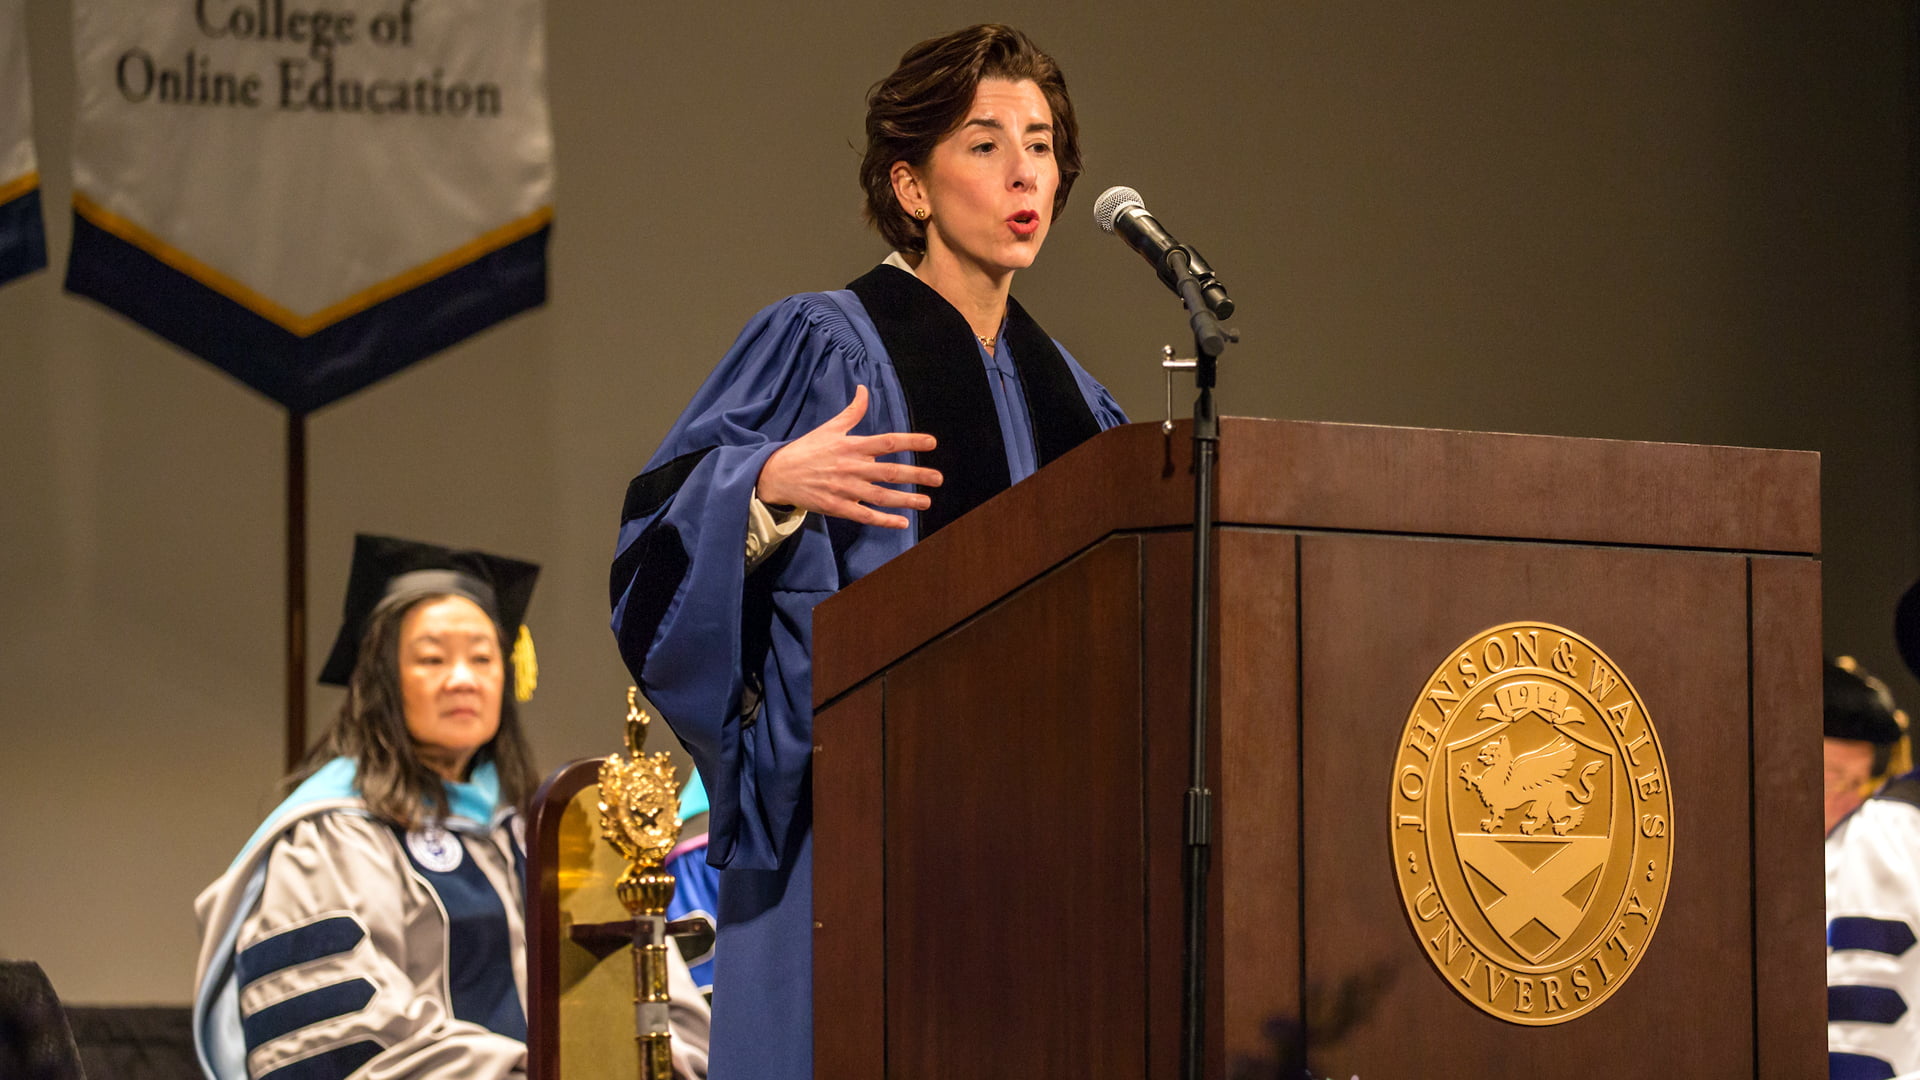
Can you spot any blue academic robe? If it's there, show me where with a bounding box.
[610,263,1125,1079]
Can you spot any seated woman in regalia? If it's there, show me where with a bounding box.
[193,534,710,1079]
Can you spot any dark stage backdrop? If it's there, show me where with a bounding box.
[1,1,1913,1003]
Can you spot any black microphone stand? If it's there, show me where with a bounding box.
[1167,246,1232,1080]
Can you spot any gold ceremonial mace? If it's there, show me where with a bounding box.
[597,687,683,1079]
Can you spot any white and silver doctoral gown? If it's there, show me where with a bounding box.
[194,757,710,1080]
[1828,775,1920,1080]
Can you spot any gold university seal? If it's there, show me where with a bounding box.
[1389,623,1672,1024]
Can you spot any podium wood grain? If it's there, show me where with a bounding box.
[809,419,1821,1079]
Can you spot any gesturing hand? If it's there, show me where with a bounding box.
[755,385,943,530]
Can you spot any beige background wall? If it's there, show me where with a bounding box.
[2,2,1914,1004]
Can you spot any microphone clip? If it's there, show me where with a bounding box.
[1167,244,1234,321]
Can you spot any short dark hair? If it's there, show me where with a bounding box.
[290,591,537,828]
[861,24,1082,254]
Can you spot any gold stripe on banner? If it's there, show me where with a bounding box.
[0,171,40,204]
[72,191,553,337]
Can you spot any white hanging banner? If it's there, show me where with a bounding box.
[65,0,554,411]
[0,0,48,288]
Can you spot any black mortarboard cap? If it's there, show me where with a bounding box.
[318,534,540,688]
[1898,578,1920,682]
[1825,656,1903,746]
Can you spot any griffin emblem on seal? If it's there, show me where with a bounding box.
[1458,734,1602,835]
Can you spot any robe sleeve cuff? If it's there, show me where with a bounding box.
[745,494,808,572]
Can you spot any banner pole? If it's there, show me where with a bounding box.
[285,410,308,773]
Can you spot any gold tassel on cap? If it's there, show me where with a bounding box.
[512,624,538,702]
[1889,708,1913,780]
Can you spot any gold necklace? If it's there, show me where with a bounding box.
[978,335,996,352]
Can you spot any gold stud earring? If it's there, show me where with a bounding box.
[913,207,929,221]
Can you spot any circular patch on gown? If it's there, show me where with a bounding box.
[406,826,465,872]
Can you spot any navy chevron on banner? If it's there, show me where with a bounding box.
[0,178,45,287]
[1,0,48,288]
[63,1,554,412]
[65,201,548,413]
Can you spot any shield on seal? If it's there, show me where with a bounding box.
[1445,697,1617,966]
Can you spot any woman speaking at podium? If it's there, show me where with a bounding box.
[610,23,1125,1079]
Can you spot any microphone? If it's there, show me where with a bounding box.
[1093,186,1234,319]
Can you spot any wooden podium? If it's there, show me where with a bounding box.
[809,418,1823,1079]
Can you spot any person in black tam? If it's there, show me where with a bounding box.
[194,535,711,1079]
[1823,656,1909,835]
[1827,577,1920,1078]
[608,24,1126,1080]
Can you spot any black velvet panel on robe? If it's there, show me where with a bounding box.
[846,265,1099,538]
